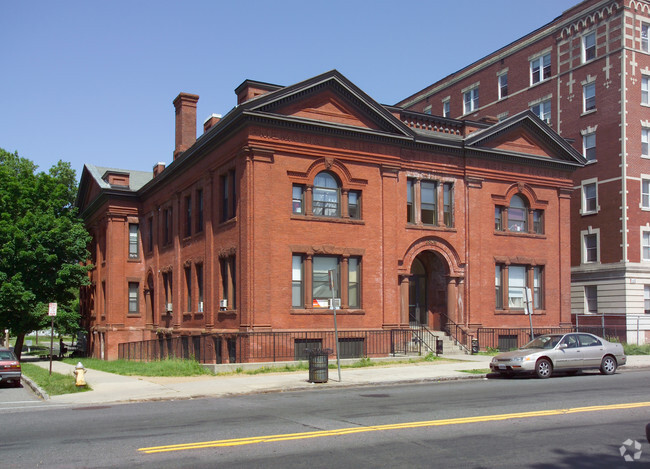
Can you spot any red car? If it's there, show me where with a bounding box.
[0,348,21,387]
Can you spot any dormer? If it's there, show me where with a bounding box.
[102,170,130,188]
[234,79,282,105]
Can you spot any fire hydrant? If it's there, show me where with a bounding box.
[74,362,87,387]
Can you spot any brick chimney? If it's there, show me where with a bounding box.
[153,162,166,178]
[203,113,222,134]
[173,92,199,159]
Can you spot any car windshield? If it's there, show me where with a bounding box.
[521,335,563,350]
[0,351,16,360]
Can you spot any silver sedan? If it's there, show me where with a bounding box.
[489,333,626,379]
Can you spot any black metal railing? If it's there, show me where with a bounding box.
[439,313,473,353]
[119,329,408,364]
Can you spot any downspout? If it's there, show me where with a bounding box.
[621,49,629,263]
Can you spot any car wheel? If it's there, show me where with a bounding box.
[600,356,617,375]
[535,358,552,379]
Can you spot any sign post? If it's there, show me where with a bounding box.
[48,303,57,375]
[524,288,534,341]
[328,270,342,382]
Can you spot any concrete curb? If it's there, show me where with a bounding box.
[21,375,49,401]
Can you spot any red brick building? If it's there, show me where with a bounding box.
[76,70,584,360]
[397,0,650,344]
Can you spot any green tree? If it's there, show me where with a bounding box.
[0,149,91,359]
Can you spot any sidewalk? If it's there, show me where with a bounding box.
[22,354,650,406]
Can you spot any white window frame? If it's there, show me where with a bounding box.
[580,179,599,215]
[530,98,551,124]
[642,177,650,210]
[423,105,432,115]
[642,23,650,52]
[498,70,508,100]
[530,51,552,85]
[644,285,650,314]
[582,31,596,63]
[581,228,600,264]
[583,132,596,162]
[585,285,598,313]
[583,82,596,113]
[462,85,479,115]
[442,97,450,118]
[642,227,650,261]
[642,75,649,106]
[643,127,650,158]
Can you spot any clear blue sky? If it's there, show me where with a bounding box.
[1,0,576,177]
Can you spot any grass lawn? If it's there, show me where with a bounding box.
[21,363,91,396]
[61,357,213,377]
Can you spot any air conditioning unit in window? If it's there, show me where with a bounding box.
[219,299,228,309]
[166,303,173,313]
[198,302,204,313]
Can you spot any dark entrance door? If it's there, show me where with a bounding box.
[409,258,427,326]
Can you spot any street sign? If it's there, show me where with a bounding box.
[48,303,57,317]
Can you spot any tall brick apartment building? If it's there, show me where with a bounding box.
[398,0,650,344]
[76,70,584,360]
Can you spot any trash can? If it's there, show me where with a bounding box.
[471,339,479,355]
[307,349,330,383]
[436,338,443,356]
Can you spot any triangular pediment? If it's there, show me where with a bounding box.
[243,70,413,137]
[465,111,586,164]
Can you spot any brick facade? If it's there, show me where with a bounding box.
[77,71,584,360]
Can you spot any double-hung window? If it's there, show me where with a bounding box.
[292,255,304,308]
[312,256,339,306]
[498,72,508,99]
[642,179,650,209]
[185,266,192,312]
[583,83,596,112]
[643,128,650,157]
[645,285,650,314]
[185,195,192,237]
[583,132,596,161]
[312,172,340,217]
[420,181,437,225]
[293,254,361,309]
[129,223,139,259]
[582,32,596,62]
[530,53,551,85]
[348,190,361,219]
[406,178,415,223]
[643,231,650,261]
[585,285,598,313]
[196,189,203,233]
[128,282,139,315]
[495,264,544,311]
[508,195,528,232]
[643,76,649,105]
[584,233,598,263]
[582,182,597,214]
[443,100,450,118]
[531,99,551,124]
[643,23,650,52]
[292,185,304,214]
[463,87,479,114]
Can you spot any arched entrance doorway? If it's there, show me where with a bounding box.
[145,272,154,326]
[408,252,449,328]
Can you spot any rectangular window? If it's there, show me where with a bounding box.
[533,266,543,309]
[643,231,650,261]
[221,169,236,222]
[185,195,192,237]
[583,132,596,161]
[147,217,153,253]
[128,282,139,314]
[129,223,139,259]
[348,257,360,308]
[406,178,415,223]
[185,266,192,312]
[163,208,172,245]
[420,181,437,225]
[583,32,596,62]
[196,189,203,233]
[443,100,450,118]
[508,265,526,309]
[292,185,304,214]
[585,285,598,313]
[584,233,598,263]
[196,264,204,312]
[495,265,503,309]
[423,105,432,115]
[531,99,551,124]
[313,256,339,306]
[443,183,453,227]
[163,272,172,311]
[495,206,503,231]
[643,23,649,52]
[643,129,649,157]
[292,255,303,308]
[643,179,650,209]
[221,255,236,309]
[348,190,361,219]
[645,285,650,314]
[463,87,479,114]
[498,73,508,99]
[530,53,551,85]
[643,76,649,105]
[583,183,597,213]
[583,83,596,112]
[533,210,544,234]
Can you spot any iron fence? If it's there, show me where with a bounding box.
[119,329,419,364]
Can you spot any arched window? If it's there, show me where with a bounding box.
[312,172,340,217]
[508,195,528,232]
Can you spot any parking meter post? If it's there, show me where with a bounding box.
[525,287,534,340]
[49,317,54,376]
[328,269,342,382]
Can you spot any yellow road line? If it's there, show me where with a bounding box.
[139,401,650,454]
